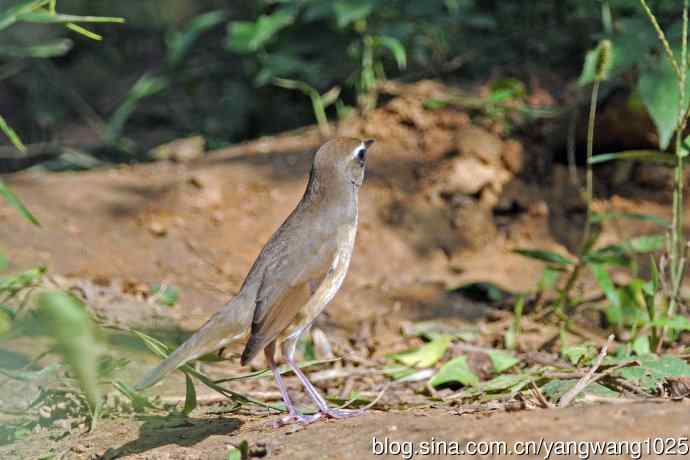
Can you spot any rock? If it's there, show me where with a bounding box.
[150,135,205,162]
[452,205,496,250]
[148,221,167,237]
[188,172,223,209]
[422,128,455,161]
[456,126,504,166]
[502,140,524,173]
[444,157,496,195]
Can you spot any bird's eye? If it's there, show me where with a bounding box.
[355,148,366,162]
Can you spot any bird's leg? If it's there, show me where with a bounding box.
[265,342,320,426]
[282,333,363,420]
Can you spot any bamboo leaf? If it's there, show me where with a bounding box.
[36,291,101,416]
[590,212,669,227]
[589,150,674,165]
[0,180,39,225]
[19,11,124,25]
[513,249,575,265]
[0,0,48,31]
[0,115,26,152]
[182,373,198,415]
[589,263,621,309]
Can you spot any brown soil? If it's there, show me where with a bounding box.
[2,97,690,458]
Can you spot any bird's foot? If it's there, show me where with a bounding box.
[321,407,365,419]
[272,412,322,428]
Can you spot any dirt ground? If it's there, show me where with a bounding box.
[2,115,690,458]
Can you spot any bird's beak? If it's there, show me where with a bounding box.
[364,139,375,149]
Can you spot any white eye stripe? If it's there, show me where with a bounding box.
[352,142,366,159]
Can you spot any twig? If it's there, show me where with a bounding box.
[530,382,554,408]
[559,334,614,407]
[580,394,671,404]
[607,377,655,398]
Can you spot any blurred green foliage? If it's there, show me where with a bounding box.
[2,0,685,155]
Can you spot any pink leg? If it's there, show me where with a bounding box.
[282,334,364,420]
[265,343,320,426]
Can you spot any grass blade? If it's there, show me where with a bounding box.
[0,114,26,152]
[0,180,40,226]
[513,249,575,265]
[182,373,197,415]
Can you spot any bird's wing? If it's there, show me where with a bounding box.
[240,230,337,364]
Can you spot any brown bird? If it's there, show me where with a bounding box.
[135,137,374,424]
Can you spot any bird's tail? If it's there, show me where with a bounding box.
[134,295,254,391]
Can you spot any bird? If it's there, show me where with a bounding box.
[135,137,374,425]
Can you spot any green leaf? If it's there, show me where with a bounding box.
[651,316,690,331]
[590,150,674,165]
[0,0,47,32]
[0,362,61,381]
[480,373,530,392]
[561,344,594,365]
[638,57,690,150]
[112,381,158,412]
[596,234,665,255]
[226,448,241,460]
[150,284,179,306]
[333,0,375,28]
[0,266,45,293]
[489,78,526,101]
[590,212,669,227]
[582,252,630,267]
[632,335,651,356]
[537,266,564,291]
[0,252,8,271]
[390,335,452,368]
[226,441,248,460]
[541,380,617,402]
[589,263,621,309]
[429,356,479,388]
[0,114,26,152]
[375,35,406,69]
[167,10,226,67]
[182,373,197,415]
[487,350,519,373]
[0,180,40,225]
[227,10,294,53]
[608,18,656,76]
[0,38,72,58]
[65,23,101,40]
[459,373,535,398]
[36,291,101,415]
[579,43,610,86]
[18,11,124,25]
[106,73,168,142]
[615,355,690,392]
[423,98,449,110]
[513,249,575,265]
[0,308,12,336]
[383,365,421,381]
[132,330,170,359]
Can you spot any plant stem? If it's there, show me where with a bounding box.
[656,0,690,347]
[639,0,683,81]
[581,79,600,250]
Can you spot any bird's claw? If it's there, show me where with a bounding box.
[322,408,364,419]
[273,413,322,428]
[273,408,364,427]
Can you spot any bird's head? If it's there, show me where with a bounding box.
[313,137,375,188]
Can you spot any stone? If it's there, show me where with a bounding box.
[444,157,496,195]
[456,126,503,165]
[502,140,524,173]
